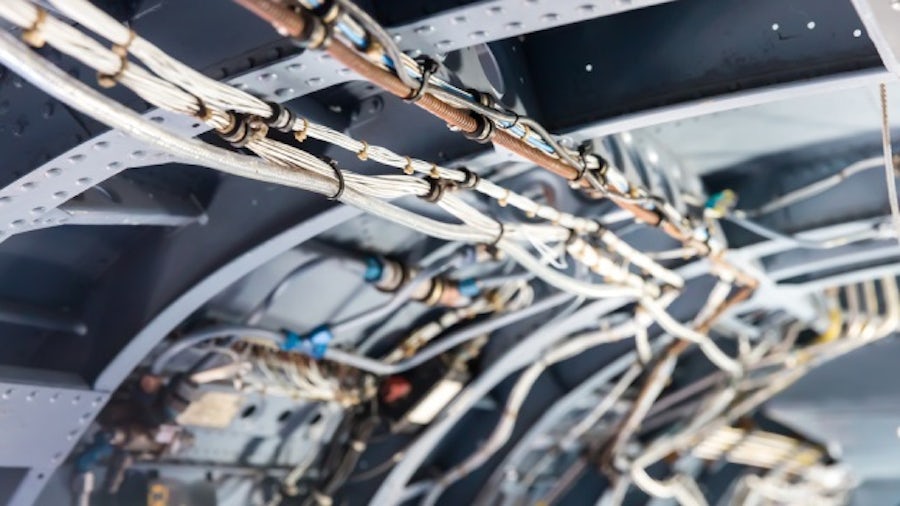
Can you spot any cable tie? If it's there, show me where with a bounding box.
[403,156,415,175]
[325,159,345,200]
[405,56,439,103]
[489,221,506,248]
[357,141,369,161]
[21,7,47,48]
[294,117,310,142]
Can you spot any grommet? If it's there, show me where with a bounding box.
[217,113,251,147]
[21,7,47,48]
[357,141,369,161]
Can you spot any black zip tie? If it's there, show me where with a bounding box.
[456,167,479,189]
[420,177,446,203]
[405,56,440,103]
[325,158,345,200]
[489,221,505,248]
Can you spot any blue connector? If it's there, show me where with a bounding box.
[458,278,480,298]
[282,326,334,360]
[364,256,383,283]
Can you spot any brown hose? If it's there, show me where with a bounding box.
[232,0,757,287]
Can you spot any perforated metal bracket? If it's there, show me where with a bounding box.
[388,0,677,55]
[0,376,109,506]
[850,0,900,74]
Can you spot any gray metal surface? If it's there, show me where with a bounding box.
[0,370,108,506]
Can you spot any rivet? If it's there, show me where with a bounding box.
[772,23,779,31]
[42,101,55,119]
[150,116,164,123]
[578,4,595,13]
[94,141,109,150]
[68,154,85,164]
[506,21,523,30]
[31,207,45,214]
[435,40,453,49]
[453,15,467,24]
[0,196,10,204]
[2,389,12,399]
[306,77,322,86]
[275,88,294,98]
[853,28,863,37]
[50,393,59,403]
[807,21,816,30]
[53,191,68,199]
[287,63,304,72]
[541,13,559,22]
[11,219,25,227]
[46,167,62,177]
[26,391,36,401]
[76,177,92,186]
[488,6,503,14]
[414,25,434,35]
[259,73,277,82]
[72,395,80,405]
[107,162,121,170]
[470,30,487,39]
[131,150,146,159]
[21,181,36,190]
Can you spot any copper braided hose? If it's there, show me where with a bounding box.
[232,0,757,288]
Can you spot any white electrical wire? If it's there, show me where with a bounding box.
[879,83,900,244]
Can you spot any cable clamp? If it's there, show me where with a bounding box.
[264,101,297,132]
[405,56,440,103]
[21,7,47,48]
[463,111,495,143]
[456,166,480,189]
[419,177,448,203]
[216,112,249,146]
